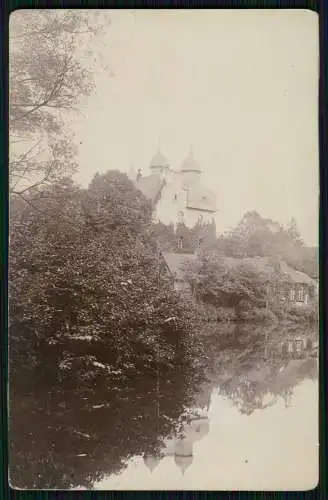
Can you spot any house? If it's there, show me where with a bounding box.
[219,256,317,307]
[264,335,319,360]
[161,252,317,308]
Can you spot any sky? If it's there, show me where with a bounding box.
[71,9,319,246]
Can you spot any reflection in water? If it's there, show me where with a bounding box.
[143,402,211,476]
[10,323,318,490]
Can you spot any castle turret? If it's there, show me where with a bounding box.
[180,147,202,188]
[149,149,170,179]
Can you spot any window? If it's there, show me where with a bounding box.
[295,340,303,353]
[297,288,304,302]
[178,236,183,250]
[177,211,184,224]
[174,194,178,201]
[290,289,295,301]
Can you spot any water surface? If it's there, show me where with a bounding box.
[10,322,319,490]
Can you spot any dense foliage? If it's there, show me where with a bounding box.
[9,171,205,488]
[182,249,317,323]
[10,171,202,378]
[152,218,217,253]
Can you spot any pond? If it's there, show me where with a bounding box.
[9,322,319,491]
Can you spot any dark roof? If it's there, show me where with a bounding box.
[162,252,197,281]
[135,174,164,203]
[186,186,216,213]
[221,256,315,285]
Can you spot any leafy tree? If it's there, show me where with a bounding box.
[9,10,110,196]
[9,169,202,403]
[217,212,318,279]
[184,251,268,311]
[218,211,305,258]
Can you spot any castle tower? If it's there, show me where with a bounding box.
[174,439,193,476]
[149,149,170,180]
[180,147,202,188]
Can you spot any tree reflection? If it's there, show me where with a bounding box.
[9,355,202,489]
[202,323,318,415]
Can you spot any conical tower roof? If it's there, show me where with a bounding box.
[150,149,169,169]
[181,147,201,173]
[174,454,193,475]
[143,454,162,473]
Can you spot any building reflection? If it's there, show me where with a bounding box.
[215,326,318,415]
[143,405,210,475]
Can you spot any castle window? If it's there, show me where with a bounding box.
[177,211,184,224]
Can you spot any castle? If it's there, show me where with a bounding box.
[129,148,217,231]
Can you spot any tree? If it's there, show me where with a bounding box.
[183,250,302,320]
[9,170,202,399]
[9,10,111,196]
[218,211,306,258]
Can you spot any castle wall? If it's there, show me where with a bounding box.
[155,172,187,227]
[154,170,216,229]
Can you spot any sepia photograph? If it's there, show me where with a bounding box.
[8,9,319,491]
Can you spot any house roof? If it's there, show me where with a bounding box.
[135,174,165,203]
[220,256,315,285]
[162,252,197,281]
[279,261,315,285]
